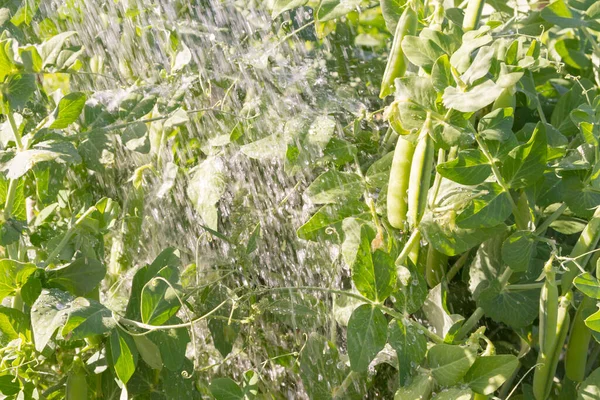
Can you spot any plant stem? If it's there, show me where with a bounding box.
[463,0,486,31]
[396,229,421,266]
[455,307,485,341]
[11,289,23,311]
[43,206,97,267]
[3,178,18,220]
[446,250,471,281]
[535,203,567,235]
[5,107,23,151]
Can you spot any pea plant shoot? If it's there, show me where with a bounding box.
[1,0,600,399]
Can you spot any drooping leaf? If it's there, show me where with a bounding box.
[352,225,395,302]
[305,170,364,204]
[501,123,547,189]
[436,149,491,185]
[388,318,427,385]
[464,355,519,395]
[347,304,388,372]
[108,329,138,384]
[502,231,537,272]
[574,273,600,299]
[46,92,86,129]
[45,257,106,296]
[427,344,477,386]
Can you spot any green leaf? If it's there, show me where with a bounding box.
[352,225,395,302]
[450,29,493,73]
[555,38,591,70]
[203,285,240,357]
[2,140,81,179]
[477,281,539,328]
[272,0,308,17]
[140,267,181,326]
[0,374,19,396]
[109,329,138,384]
[297,201,369,243]
[393,258,428,314]
[461,45,495,86]
[121,122,149,154]
[365,151,393,189]
[432,388,474,400]
[443,80,505,113]
[574,273,600,299]
[45,257,106,296]
[30,288,74,351]
[422,283,464,339]
[431,55,454,93]
[0,40,18,82]
[578,367,600,400]
[464,355,519,394]
[2,73,36,109]
[347,304,388,372]
[394,76,439,130]
[148,317,189,372]
[501,123,547,189]
[436,149,491,185]
[78,130,112,172]
[133,335,163,371]
[317,0,360,21]
[427,344,477,386]
[305,170,364,204]
[0,260,36,302]
[61,298,115,340]
[455,183,512,229]
[0,306,30,344]
[210,377,244,400]
[323,137,357,167]
[380,0,405,32]
[394,374,434,399]
[478,108,515,141]
[187,156,226,231]
[401,34,446,73]
[541,0,584,28]
[501,231,537,272]
[40,31,76,68]
[388,319,427,385]
[46,92,86,129]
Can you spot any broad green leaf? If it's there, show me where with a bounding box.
[477,281,539,328]
[341,218,375,267]
[431,54,454,93]
[46,92,86,129]
[109,329,138,384]
[140,266,181,326]
[502,231,537,272]
[461,45,495,85]
[450,29,493,73]
[436,149,491,185]
[187,156,226,231]
[121,122,149,154]
[541,0,584,28]
[0,40,18,82]
[305,170,364,204]
[162,364,198,398]
[10,0,40,26]
[31,289,74,351]
[117,93,157,122]
[133,335,163,371]
[0,306,30,344]
[501,123,547,189]
[555,38,591,70]
[241,132,288,160]
[210,378,244,400]
[0,375,19,396]
[2,74,35,109]
[323,137,357,167]
[317,0,361,21]
[2,141,81,179]
[202,285,241,357]
[78,130,112,172]
[432,388,473,400]
[574,273,600,299]
[297,201,369,243]
[148,317,189,372]
[443,79,504,113]
[365,151,393,188]
[401,34,446,73]
[352,225,395,301]
[347,304,388,372]
[266,294,326,330]
[464,355,519,394]
[61,297,115,340]
[422,283,464,339]
[562,175,600,218]
[388,319,427,385]
[478,108,514,141]
[394,374,434,400]
[394,76,439,130]
[427,344,477,386]
[0,260,36,302]
[578,367,600,400]
[393,258,428,314]
[272,0,308,17]
[45,257,106,296]
[40,31,76,67]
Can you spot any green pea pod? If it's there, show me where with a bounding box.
[407,116,435,228]
[379,7,417,98]
[463,0,485,32]
[561,207,600,293]
[387,136,416,229]
[539,257,558,355]
[66,368,88,400]
[425,246,447,288]
[533,292,571,400]
[565,296,594,382]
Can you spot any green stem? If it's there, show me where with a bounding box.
[455,307,485,341]
[446,251,471,281]
[396,229,421,266]
[43,206,97,267]
[535,203,567,235]
[463,0,486,31]
[3,178,18,220]
[11,289,23,311]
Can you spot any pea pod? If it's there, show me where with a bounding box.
[407,115,435,228]
[66,366,88,400]
[561,207,600,294]
[425,246,447,288]
[532,292,571,400]
[565,296,594,382]
[539,257,558,355]
[379,7,417,98]
[387,136,416,229]
[463,0,485,32]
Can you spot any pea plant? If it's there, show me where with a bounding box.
[2,0,600,399]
